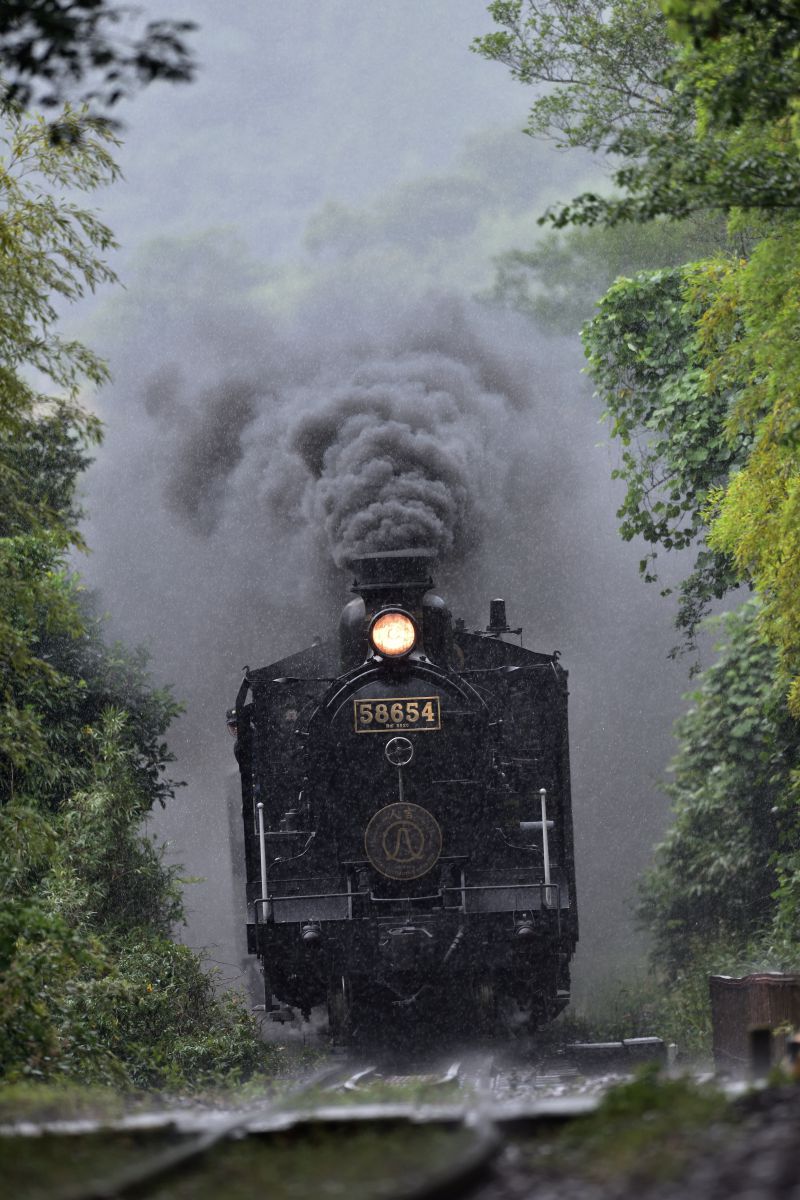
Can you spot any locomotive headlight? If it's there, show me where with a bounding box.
[369,609,417,658]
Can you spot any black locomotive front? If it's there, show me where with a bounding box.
[231,550,578,1038]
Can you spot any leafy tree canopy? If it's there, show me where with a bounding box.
[580,227,800,709]
[473,0,681,154]
[0,104,116,782]
[701,220,800,715]
[581,261,746,648]
[474,0,800,225]
[663,0,800,125]
[478,0,800,709]
[0,105,267,1086]
[0,2,196,131]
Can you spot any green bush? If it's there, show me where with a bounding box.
[628,603,800,1057]
[58,935,273,1090]
[0,699,273,1090]
[638,602,800,974]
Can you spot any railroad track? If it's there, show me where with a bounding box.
[57,1067,502,1200]
[1,1048,663,1200]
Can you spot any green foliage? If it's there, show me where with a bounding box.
[581,263,744,642]
[0,104,269,1089]
[16,605,182,813]
[0,110,118,388]
[663,0,800,126]
[644,947,721,1057]
[472,0,694,227]
[545,10,800,226]
[639,604,799,968]
[545,125,800,228]
[57,934,271,1090]
[530,1064,730,1182]
[643,929,800,1058]
[700,221,800,717]
[0,667,270,1088]
[580,234,800,690]
[0,924,270,1089]
[473,1,680,153]
[478,0,800,668]
[772,779,800,942]
[45,707,183,933]
[0,104,115,785]
[0,900,105,1079]
[0,105,177,814]
[476,0,800,224]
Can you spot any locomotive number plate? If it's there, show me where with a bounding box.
[353,696,441,733]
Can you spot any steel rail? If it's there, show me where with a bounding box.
[384,1117,502,1200]
[50,1055,506,1200]
[58,1111,502,1200]
[62,1115,502,1200]
[55,1061,367,1200]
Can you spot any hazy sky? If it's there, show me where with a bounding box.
[77,2,691,1006]
[103,2,539,254]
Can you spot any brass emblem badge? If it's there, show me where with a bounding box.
[364,803,442,881]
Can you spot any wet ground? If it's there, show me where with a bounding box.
[478,1084,800,1200]
[2,1050,798,1199]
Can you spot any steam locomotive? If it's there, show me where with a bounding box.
[229,550,578,1039]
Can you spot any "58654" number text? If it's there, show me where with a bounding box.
[353,696,441,733]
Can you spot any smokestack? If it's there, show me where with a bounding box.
[348,548,436,597]
[488,597,509,633]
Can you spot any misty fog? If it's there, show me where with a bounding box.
[75,1,692,1005]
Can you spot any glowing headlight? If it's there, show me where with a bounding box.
[370,610,417,658]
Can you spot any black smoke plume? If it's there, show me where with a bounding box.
[145,295,530,573]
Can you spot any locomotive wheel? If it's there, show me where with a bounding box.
[327,974,353,1043]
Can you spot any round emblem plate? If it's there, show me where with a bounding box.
[364,802,442,881]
